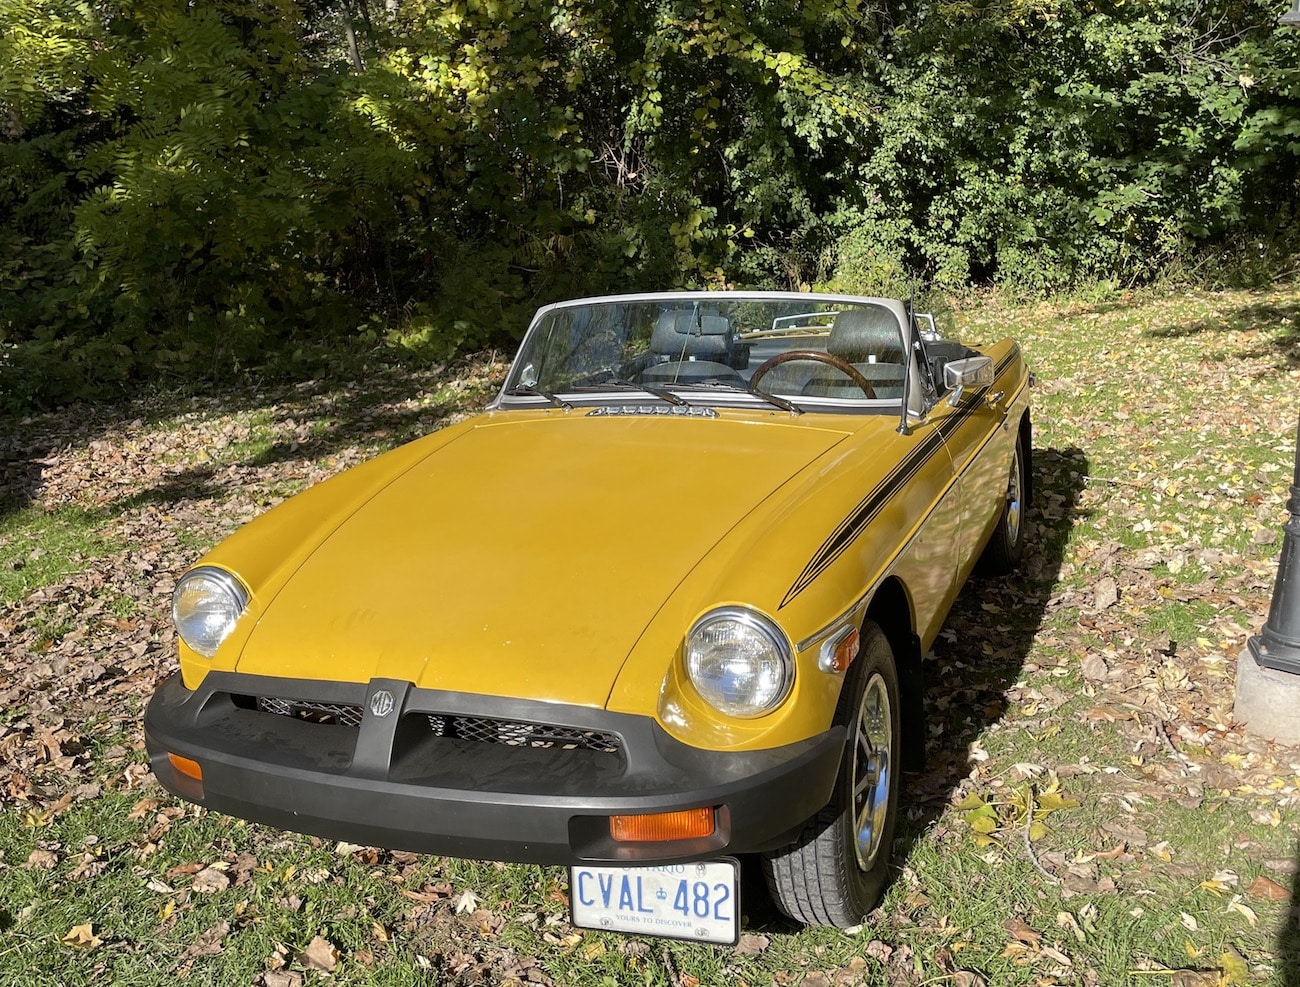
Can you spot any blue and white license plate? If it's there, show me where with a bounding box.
[569,859,740,945]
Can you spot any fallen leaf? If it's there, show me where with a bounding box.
[178,920,229,967]
[835,956,868,983]
[1247,875,1289,901]
[1169,971,1221,986]
[62,924,103,950]
[296,935,338,972]
[128,797,162,820]
[864,939,893,963]
[1093,578,1119,610]
[191,868,230,894]
[452,889,480,915]
[24,849,58,869]
[1081,654,1109,681]
[1219,945,1250,985]
[1056,911,1085,942]
[1039,944,1072,966]
[1225,896,1257,927]
[735,933,770,956]
[1004,916,1041,946]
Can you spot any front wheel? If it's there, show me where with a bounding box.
[762,621,901,927]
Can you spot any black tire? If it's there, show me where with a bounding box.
[761,621,901,928]
[976,426,1027,575]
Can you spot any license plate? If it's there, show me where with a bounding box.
[569,859,740,945]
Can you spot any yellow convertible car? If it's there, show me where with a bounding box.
[145,291,1030,942]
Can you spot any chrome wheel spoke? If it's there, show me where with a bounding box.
[1004,447,1023,544]
[850,673,893,871]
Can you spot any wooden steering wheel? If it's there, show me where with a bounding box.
[749,350,878,399]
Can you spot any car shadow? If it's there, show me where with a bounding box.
[740,444,1091,930]
[899,444,1092,816]
[1283,837,1299,987]
[895,444,1090,847]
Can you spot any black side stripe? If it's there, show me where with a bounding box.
[780,346,1020,608]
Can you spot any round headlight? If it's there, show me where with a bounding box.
[684,608,794,718]
[173,566,249,657]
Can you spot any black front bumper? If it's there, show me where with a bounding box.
[144,672,845,865]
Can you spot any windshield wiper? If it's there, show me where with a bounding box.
[505,384,572,410]
[571,373,691,407]
[686,379,803,415]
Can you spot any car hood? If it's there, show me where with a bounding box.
[233,412,854,708]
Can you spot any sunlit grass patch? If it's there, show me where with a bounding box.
[0,504,118,605]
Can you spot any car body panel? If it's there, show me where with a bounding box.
[149,290,1032,878]
[228,411,856,709]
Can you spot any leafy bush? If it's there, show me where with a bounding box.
[828,0,1300,293]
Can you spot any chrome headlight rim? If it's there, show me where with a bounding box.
[172,565,250,658]
[684,606,795,719]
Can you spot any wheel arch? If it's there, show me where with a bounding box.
[864,577,926,772]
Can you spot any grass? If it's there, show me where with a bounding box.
[1,287,1298,985]
[0,504,116,606]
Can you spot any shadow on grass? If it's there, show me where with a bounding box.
[0,402,117,522]
[895,444,1090,850]
[117,363,506,514]
[0,359,504,522]
[1283,837,1299,987]
[1145,298,1300,368]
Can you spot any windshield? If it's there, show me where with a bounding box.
[504,294,909,408]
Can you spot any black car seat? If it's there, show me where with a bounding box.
[802,306,907,399]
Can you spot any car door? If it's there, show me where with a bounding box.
[925,343,1016,585]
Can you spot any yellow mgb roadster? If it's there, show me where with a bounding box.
[146,291,1030,942]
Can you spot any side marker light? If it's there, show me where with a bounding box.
[168,753,203,782]
[820,627,861,673]
[610,807,716,842]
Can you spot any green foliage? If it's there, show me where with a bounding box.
[829,0,1300,294]
[1,0,1297,406]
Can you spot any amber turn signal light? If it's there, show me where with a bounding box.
[831,628,860,672]
[167,753,203,782]
[610,807,716,842]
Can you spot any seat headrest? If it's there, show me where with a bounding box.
[827,307,904,364]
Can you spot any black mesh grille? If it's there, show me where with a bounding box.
[247,696,621,755]
[256,696,363,727]
[424,714,621,754]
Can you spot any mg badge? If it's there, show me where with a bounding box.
[369,690,396,718]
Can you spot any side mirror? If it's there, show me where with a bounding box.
[944,356,994,406]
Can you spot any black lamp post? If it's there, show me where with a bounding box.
[1235,418,1300,743]
[1248,418,1300,674]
